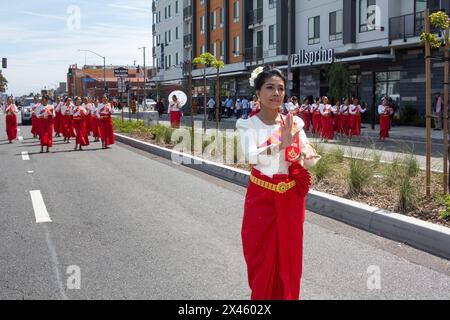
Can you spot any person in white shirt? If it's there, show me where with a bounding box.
[349,98,367,137]
[236,66,319,301]
[235,98,242,119]
[207,97,216,121]
[241,96,250,119]
[168,95,182,128]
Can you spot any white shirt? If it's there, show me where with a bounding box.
[207,99,215,109]
[378,105,393,115]
[5,104,18,114]
[169,100,181,112]
[320,104,332,116]
[349,104,367,115]
[236,115,309,178]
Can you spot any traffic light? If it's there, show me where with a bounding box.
[2,58,7,69]
[68,68,72,76]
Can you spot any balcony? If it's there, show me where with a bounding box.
[248,8,263,27]
[184,6,193,21]
[184,34,193,48]
[388,11,440,44]
[245,46,264,63]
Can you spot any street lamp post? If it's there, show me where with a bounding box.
[78,49,107,95]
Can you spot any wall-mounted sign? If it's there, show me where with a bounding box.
[290,48,335,67]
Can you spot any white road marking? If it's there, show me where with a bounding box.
[30,190,52,223]
[22,151,30,161]
[27,170,34,174]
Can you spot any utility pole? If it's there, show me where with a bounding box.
[139,46,147,109]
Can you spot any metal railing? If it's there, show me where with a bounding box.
[389,11,425,42]
[184,34,193,48]
[248,8,263,26]
[245,46,263,63]
[184,6,193,20]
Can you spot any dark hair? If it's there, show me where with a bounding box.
[254,66,286,91]
[41,94,50,101]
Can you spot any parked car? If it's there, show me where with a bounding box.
[21,104,33,125]
[141,99,157,110]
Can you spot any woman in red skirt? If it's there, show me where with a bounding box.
[341,99,351,138]
[98,95,114,149]
[91,98,101,142]
[249,95,261,117]
[31,96,41,139]
[72,96,90,151]
[320,96,334,141]
[332,99,343,135]
[349,98,367,138]
[53,96,64,137]
[5,96,18,143]
[169,95,182,128]
[236,66,319,300]
[62,97,74,143]
[300,97,311,132]
[378,98,393,141]
[37,95,54,153]
[311,97,322,135]
[83,97,93,136]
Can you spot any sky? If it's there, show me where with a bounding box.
[0,0,153,96]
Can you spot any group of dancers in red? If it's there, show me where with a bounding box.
[4,94,115,153]
[291,96,368,142]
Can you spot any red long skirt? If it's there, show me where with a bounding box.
[302,112,311,132]
[85,114,92,134]
[170,111,181,128]
[379,115,390,138]
[39,118,53,147]
[31,114,40,137]
[334,114,341,133]
[350,115,362,136]
[63,115,75,139]
[242,168,306,300]
[312,113,322,135]
[6,114,18,141]
[92,117,101,139]
[321,116,334,140]
[72,118,90,146]
[341,115,350,137]
[54,111,62,134]
[100,117,115,146]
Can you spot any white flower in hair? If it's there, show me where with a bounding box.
[249,66,265,87]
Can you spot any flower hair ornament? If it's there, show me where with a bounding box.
[249,66,265,87]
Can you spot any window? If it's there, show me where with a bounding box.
[233,36,240,56]
[175,52,179,65]
[176,26,179,40]
[269,24,276,48]
[212,42,217,57]
[308,16,320,44]
[168,29,172,43]
[233,1,240,23]
[359,0,376,32]
[200,16,205,33]
[220,41,225,60]
[201,45,206,54]
[168,4,171,18]
[329,10,343,41]
[164,7,167,19]
[375,71,401,106]
[269,0,277,9]
[212,10,217,30]
[175,1,179,14]
[220,8,224,27]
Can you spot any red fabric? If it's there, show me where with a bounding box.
[73,115,90,146]
[242,168,308,300]
[379,114,390,138]
[341,115,350,137]
[31,114,40,136]
[92,117,101,139]
[312,112,321,135]
[334,114,341,133]
[39,117,53,147]
[62,115,75,139]
[350,114,361,136]
[100,116,115,146]
[170,110,181,128]
[249,109,260,117]
[85,114,92,134]
[6,114,17,141]
[54,111,63,134]
[302,112,311,132]
[321,116,334,140]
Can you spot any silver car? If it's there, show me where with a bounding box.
[21,104,33,125]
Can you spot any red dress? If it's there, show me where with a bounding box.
[301,105,311,132]
[311,104,322,135]
[31,103,41,137]
[98,103,115,146]
[92,106,102,140]
[169,101,182,128]
[72,106,90,146]
[341,106,351,137]
[38,105,54,147]
[350,105,365,137]
[379,106,391,139]
[5,104,18,141]
[320,105,334,140]
[62,105,75,139]
[54,102,63,135]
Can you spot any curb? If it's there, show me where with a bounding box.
[115,133,450,260]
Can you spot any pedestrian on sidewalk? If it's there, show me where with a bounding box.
[4,96,18,143]
[433,92,443,130]
[225,96,233,117]
[37,95,54,153]
[156,98,164,117]
[237,66,318,300]
[207,97,216,121]
[379,97,393,141]
[235,97,242,119]
[242,96,250,119]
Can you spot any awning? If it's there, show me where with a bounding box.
[192,70,249,80]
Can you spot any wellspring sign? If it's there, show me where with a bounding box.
[290,48,335,67]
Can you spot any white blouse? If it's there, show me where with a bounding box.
[236,115,309,178]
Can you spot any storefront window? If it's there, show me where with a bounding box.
[375,71,400,105]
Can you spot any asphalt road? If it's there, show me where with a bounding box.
[1,113,449,300]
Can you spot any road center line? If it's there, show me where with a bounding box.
[30,190,52,223]
[22,151,30,161]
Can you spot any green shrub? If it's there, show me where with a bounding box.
[403,154,420,178]
[397,175,417,213]
[383,158,402,187]
[440,195,450,219]
[329,147,345,163]
[372,151,381,169]
[347,158,372,195]
[311,153,332,181]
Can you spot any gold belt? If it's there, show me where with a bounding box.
[250,175,296,194]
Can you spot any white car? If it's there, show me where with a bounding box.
[141,99,157,110]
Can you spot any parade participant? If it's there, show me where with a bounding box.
[237,66,319,300]
[311,97,322,135]
[290,96,300,116]
[249,95,260,117]
[31,96,41,138]
[299,98,311,132]
[91,98,101,142]
[319,96,334,141]
[53,96,64,137]
[332,99,343,134]
[341,98,351,137]
[97,95,115,149]
[83,97,93,136]
[37,95,54,153]
[5,96,18,143]
[349,98,367,137]
[72,96,89,151]
[62,97,74,143]
[379,97,393,141]
[168,94,182,128]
